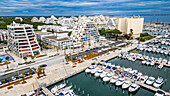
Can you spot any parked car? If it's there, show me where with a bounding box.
[40,64,47,67]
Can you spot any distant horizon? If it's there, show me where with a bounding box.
[0,14,170,17]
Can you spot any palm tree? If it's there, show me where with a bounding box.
[88,42,91,49]
[5,56,10,69]
[41,67,45,76]
[56,46,60,55]
[81,55,84,61]
[21,72,25,82]
[31,56,35,61]
[23,57,27,62]
[37,67,41,78]
[65,54,69,63]
[73,55,76,62]
[138,37,141,44]
[29,69,32,75]
[130,29,133,39]
[9,76,12,81]
[73,45,75,53]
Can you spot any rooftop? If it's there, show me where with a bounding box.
[44,36,70,41]
[35,31,50,35]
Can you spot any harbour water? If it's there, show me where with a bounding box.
[47,48,170,96]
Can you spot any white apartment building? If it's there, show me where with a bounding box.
[31,17,39,22]
[39,17,46,23]
[57,18,74,27]
[7,22,41,57]
[71,20,100,44]
[0,30,8,41]
[118,16,144,36]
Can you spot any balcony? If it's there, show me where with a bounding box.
[32,47,39,50]
[15,31,24,33]
[19,44,29,47]
[16,37,27,39]
[30,41,36,44]
[19,49,31,52]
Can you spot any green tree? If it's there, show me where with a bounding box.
[51,29,54,34]
[73,55,76,62]
[37,67,41,78]
[65,54,69,63]
[112,29,122,40]
[41,67,45,76]
[43,45,48,49]
[55,46,60,55]
[3,40,7,44]
[138,37,141,44]
[9,76,12,81]
[23,57,27,62]
[29,69,32,75]
[35,51,39,55]
[0,58,3,63]
[99,28,106,35]
[5,56,10,69]
[31,56,35,61]
[21,72,25,82]
[68,31,72,36]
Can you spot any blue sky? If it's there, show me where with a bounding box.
[0,0,170,16]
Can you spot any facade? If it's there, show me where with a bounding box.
[71,20,100,44]
[57,18,74,27]
[0,30,8,41]
[7,22,41,57]
[118,16,144,36]
[42,31,72,49]
[39,17,46,23]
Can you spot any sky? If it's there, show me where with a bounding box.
[0,0,170,16]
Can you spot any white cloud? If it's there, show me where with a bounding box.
[125,1,170,6]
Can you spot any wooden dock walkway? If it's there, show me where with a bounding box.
[42,87,55,96]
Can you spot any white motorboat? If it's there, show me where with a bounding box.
[158,64,163,69]
[122,80,132,89]
[150,62,155,66]
[146,77,155,85]
[94,70,103,77]
[168,61,170,65]
[142,61,147,64]
[51,83,66,94]
[128,83,140,93]
[91,67,100,74]
[110,75,119,84]
[140,75,148,83]
[100,72,107,78]
[154,90,165,96]
[115,78,125,86]
[85,66,95,73]
[153,77,164,88]
[103,73,112,82]
[146,61,150,65]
